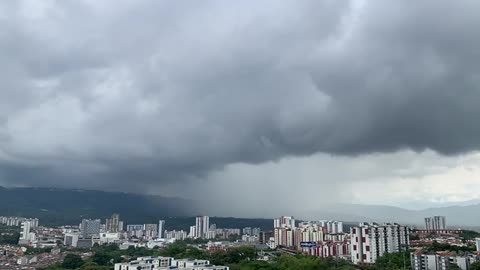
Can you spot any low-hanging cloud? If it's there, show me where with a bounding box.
[1,0,480,193]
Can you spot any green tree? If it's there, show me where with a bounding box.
[374,252,410,270]
[62,254,85,269]
[470,262,480,270]
[81,262,111,270]
[92,252,114,266]
[449,263,461,270]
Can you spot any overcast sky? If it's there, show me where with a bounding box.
[2,0,480,216]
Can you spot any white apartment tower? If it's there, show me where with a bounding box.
[274,216,295,229]
[195,216,210,239]
[273,216,296,248]
[425,216,446,231]
[351,223,410,264]
[20,221,31,241]
[106,213,122,233]
[158,220,165,239]
[189,226,196,238]
[320,221,344,234]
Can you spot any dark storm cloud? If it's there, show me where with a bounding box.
[1,0,480,190]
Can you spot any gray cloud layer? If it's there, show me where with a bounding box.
[1,0,480,192]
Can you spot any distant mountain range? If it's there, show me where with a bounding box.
[1,186,479,229]
[306,203,480,228]
[0,187,273,230]
[0,186,197,226]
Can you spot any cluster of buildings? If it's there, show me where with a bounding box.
[17,219,40,245]
[114,256,228,270]
[0,245,64,269]
[411,251,480,270]
[350,222,410,264]
[425,216,447,232]
[273,216,410,264]
[63,214,166,248]
[1,216,41,246]
[0,217,39,228]
[5,212,480,270]
[273,216,350,259]
[62,215,252,249]
[187,216,247,241]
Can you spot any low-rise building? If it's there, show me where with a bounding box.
[411,251,479,270]
[114,256,229,270]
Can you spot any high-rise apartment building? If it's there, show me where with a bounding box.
[106,213,122,233]
[126,224,144,232]
[20,221,31,241]
[144,224,158,239]
[274,216,295,229]
[81,219,101,238]
[425,216,446,231]
[259,231,274,245]
[195,216,209,239]
[158,220,165,239]
[273,216,296,248]
[0,217,39,228]
[189,226,196,238]
[320,221,344,234]
[294,223,324,249]
[351,223,410,264]
[410,252,473,270]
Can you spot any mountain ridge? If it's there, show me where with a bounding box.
[1,186,479,227]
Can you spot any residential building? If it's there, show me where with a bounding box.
[99,232,120,244]
[114,256,229,270]
[0,217,38,227]
[195,216,210,239]
[106,213,122,233]
[64,233,80,247]
[81,219,101,238]
[159,220,166,238]
[252,227,261,237]
[351,223,410,264]
[206,229,216,239]
[410,252,477,270]
[274,216,295,229]
[476,238,480,252]
[294,223,324,249]
[18,221,36,245]
[259,231,274,245]
[144,224,158,240]
[274,227,294,248]
[127,224,145,232]
[115,256,173,270]
[165,230,188,241]
[243,227,252,236]
[274,216,296,248]
[214,228,241,240]
[320,221,344,234]
[20,221,32,241]
[189,226,196,238]
[425,216,447,231]
[303,240,350,259]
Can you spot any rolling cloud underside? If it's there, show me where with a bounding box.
[1,0,480,190]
